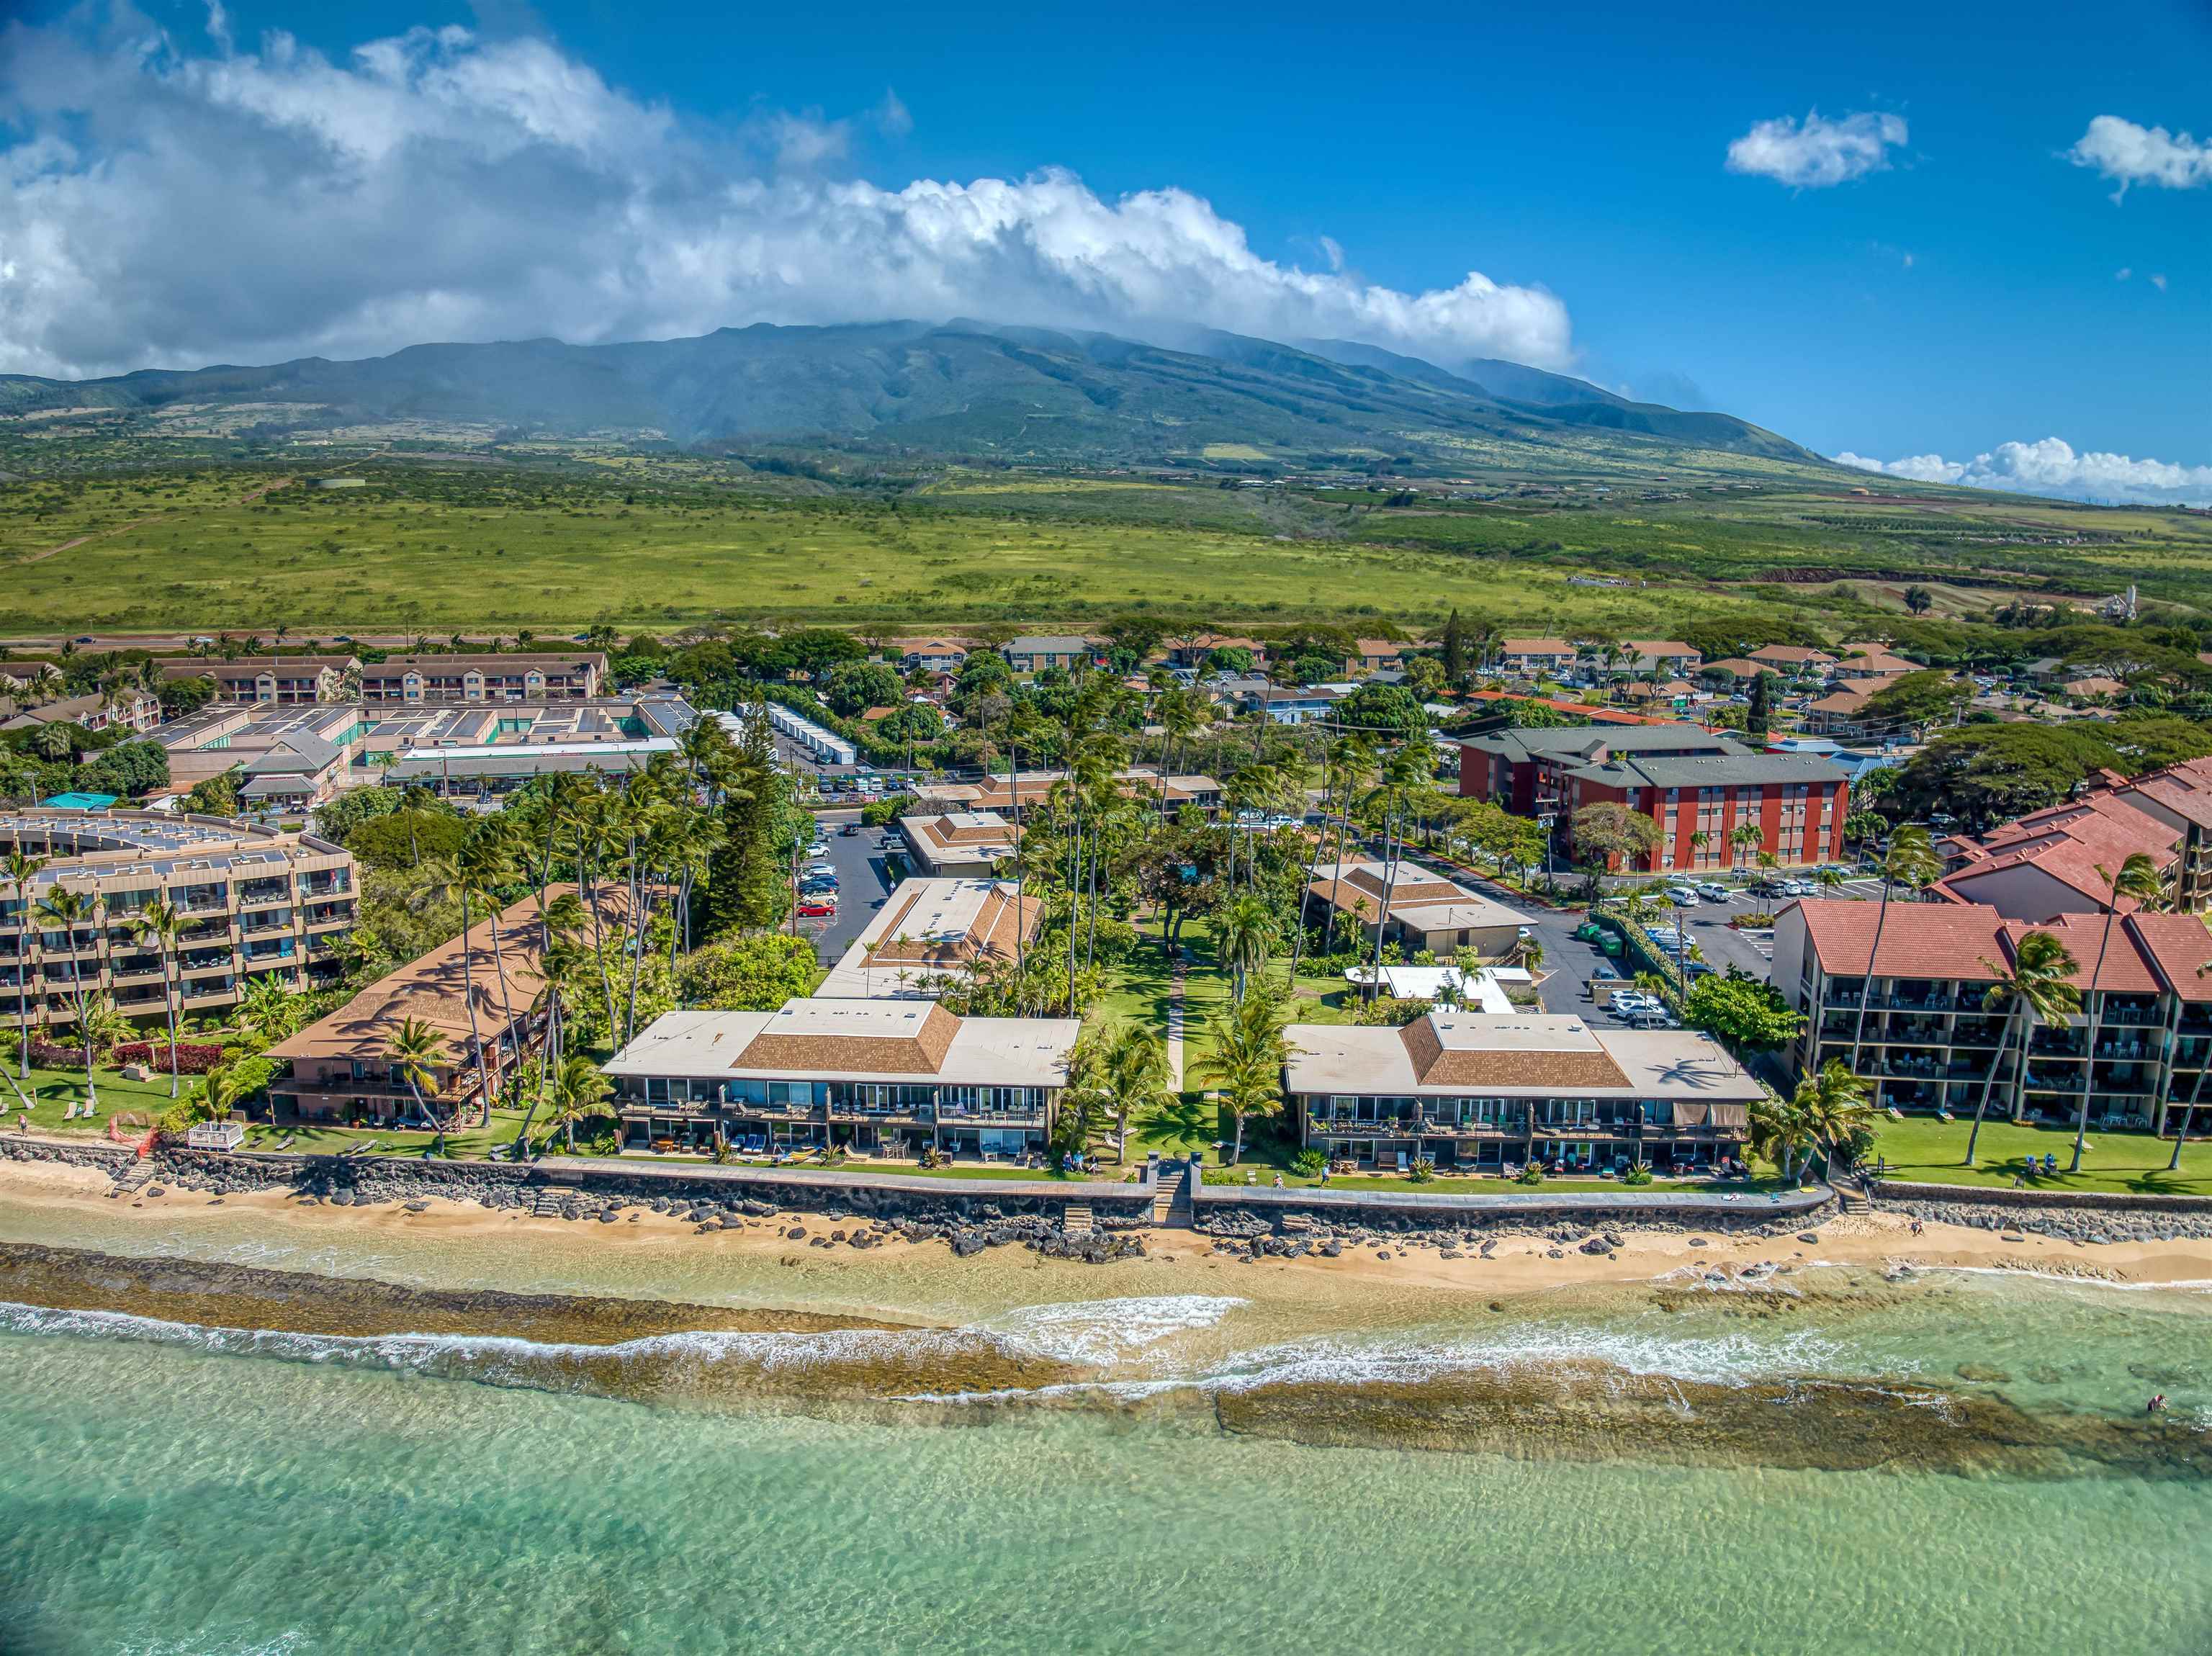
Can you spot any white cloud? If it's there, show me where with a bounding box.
[1725,110,1906,187]
[2069,114,2212,197]
[1835,439,2212,508]
[0,14,1573,379]
[2152,273,2168,291]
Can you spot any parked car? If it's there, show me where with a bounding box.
[1779,878,1814,897]
[796,900,837,917]
[1665,885,1699,906]
[840,823,862,836]
[1695,882,1730,902]
[1623,1007,1676,1030]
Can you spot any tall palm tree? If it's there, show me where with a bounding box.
[128,898,188,1097]
[1194,989,1297,1167]
[1966,930,2082,1164]
[2069,852,2166,1171]
[1215,894,1280,1004]
[3,851,47,1081]
[1729,820,1763,870]
[1846,823,1941,1078]
[1686,829,1710,869]
[1100,1021,1173,1165]
[386,1016,449,1130]
[33,886,99,1102]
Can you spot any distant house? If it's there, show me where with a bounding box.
[1497,638,1578,678]
[899,639,971,675]
[1001,636,1096,675]
[1748,645,1838,679]
[1352,638,1408,674]
[1167,634,1269,669]
[1832,650,1918,683]
[1621,640,1704,677]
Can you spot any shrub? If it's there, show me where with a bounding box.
[1622,1162,1654,1187]
[1406,1156,1436,1184]
[1735,909,1776,929]
[1352,994,1434,1027]
[112,1041,229,1075]
[1291,1148,1326,1177]
[860,793,918,827]
[1514,1165,1545,1187]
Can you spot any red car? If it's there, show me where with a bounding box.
[796,899,837,917]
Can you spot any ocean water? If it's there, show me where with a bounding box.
[1,1201,2209,1655]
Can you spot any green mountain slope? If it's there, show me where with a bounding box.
[0,320,1819,472]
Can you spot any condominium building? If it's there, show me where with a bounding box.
[605,999,1082,1156]
[162,656,358,706]
[0,689,161,736]
[1000,636,1097,675]
[1934,755,2212,919]
[1496,638,1578,678]
[267,886,624,1124]
[1284,1010,1757,1172]
[157,703,370,809]
[1774,899,2212,1133]
[1304,858,1529,957]
[357,652,606,703]
[900,810,1021,878]
[1460,725,1848,872]
[816,877,1043,999]
[0,811,356,1031]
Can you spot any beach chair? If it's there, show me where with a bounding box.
[1395,1150,1410,1174]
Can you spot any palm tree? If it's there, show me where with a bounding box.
[1686,829,1710,870]
[1100,1021,1173,1164]
[2066,852,2166,1171]
[1748,1092,1817,1183]
[386,1016,449,1130]
[237,973,305,1047]
[3,851,47,1081]
[129,897,186,1097]
[1729,820,1763,870]
[1194,989,1297,1166]
[1846,824,1941,1078]
[541,1055,613,1153]
[1965,930,2082,1164]
[1791,1059,1874,1178]
[33,886,99,1101]
[1215,894,1280,1004]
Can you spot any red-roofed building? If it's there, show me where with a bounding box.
[1937,793,2182,921]
[1776,897,2212,1132]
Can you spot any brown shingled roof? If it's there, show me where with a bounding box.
[734,1002,959,1074]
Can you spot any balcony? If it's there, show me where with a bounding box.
[238,882,291,908]
[2100,1005,2165,1028]
[181,981,236,1004]
[304,904,354,930]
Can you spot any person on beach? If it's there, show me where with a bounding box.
[1910,1220,1924,1237]
[2148,1395,2167,1414]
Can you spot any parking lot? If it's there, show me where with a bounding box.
[791,808,900,963]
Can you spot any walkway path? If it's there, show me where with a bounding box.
[1166,963,1187,1091]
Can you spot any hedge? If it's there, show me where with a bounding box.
[112,1042,230,1075]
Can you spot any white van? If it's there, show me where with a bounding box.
[1665,884,1699,906]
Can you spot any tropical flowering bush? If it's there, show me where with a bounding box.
[110,1041,230,1074]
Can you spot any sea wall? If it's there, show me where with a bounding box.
[1192,1180,1834,1236]
[1871,1178,2212,1243]
[0,1137,1153,1231]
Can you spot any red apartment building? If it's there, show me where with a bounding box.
[1460,726,1850,873]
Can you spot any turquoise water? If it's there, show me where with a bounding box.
[1,1202,2210,1654]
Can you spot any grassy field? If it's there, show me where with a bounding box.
[0,1064,189,1132]
[9,447,2205,636]
[1869,1115,2212,1197]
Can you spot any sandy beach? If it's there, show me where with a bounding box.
[4,1156,2207,1302]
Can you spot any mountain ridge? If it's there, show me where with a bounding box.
[0,320,1820,471]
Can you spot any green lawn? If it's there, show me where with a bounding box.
[1869,1114,2212,1197]
[1200,1168,1787,1194]
[0,1063,190,1133]
[238,1107,533,1161]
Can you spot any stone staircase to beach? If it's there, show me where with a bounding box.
[1061,1201,1094,1236]
[1150,1164,1196,1228]
[1835,1178,1871,1216]
[528,1184,570,1218]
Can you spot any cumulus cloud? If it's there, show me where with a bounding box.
[1725,110,1907,187]
[1834,439,2212,508]
[2069,114,2211,197]
[0,13,1573,380]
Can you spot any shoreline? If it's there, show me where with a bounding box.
[5,1158,2211,1302]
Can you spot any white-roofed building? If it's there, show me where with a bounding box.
[605,999,1082,1157]
[1305,858,1529,957]
[817,877,1043,999]
[901,809,1020,877]
[1285,1009,1757,1174]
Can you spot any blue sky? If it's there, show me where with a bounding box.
[3,0,2206,493]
